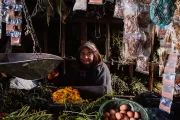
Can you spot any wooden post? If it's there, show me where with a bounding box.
[106,23,110,61]
[149,25,155,91]
[81,22,87,43]
[129,63,134,81]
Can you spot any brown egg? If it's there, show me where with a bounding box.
[120,104,130,111]
[115,112,124,120]
[130,118,136,120]
[104,118,109,120]
[134,112,140,119]
[104,112,110,118]
[115,108,120,112]
[120,110,127,114]
[123,115,130,120]
[109,115,116,120]
[109,109,116,115]
[127,111,134,118]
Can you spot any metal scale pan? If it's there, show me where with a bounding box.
[0,53,63,80]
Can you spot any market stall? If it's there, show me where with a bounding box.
[0,0,180,120]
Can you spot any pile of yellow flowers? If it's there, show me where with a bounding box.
[52,86,88,104]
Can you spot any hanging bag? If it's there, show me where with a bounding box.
[150,0,176,27]
[113,0,124,18]
[88,0,104,5]
[73,0,87,11]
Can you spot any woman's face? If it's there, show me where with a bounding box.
[80,48,94,65]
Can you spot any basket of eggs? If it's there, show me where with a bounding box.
[98,98,149,120]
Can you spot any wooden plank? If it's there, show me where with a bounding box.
[81,22,87,43]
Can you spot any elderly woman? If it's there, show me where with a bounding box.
[66,41,112,98]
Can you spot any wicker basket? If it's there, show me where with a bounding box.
[97,98,150,120]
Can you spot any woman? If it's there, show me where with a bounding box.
[67,41,112,97]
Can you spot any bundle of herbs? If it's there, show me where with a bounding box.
[111,74,148,96]
[58,93,113,120]
[0,85,52,113]
[2,106,52,120]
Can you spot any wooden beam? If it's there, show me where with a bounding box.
[65,18,124,24]
[81,22,87,43]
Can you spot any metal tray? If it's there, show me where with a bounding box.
[0,53,63,80]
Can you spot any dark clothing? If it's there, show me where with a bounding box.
[66,61,112,95]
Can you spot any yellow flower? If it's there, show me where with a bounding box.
[52,86,88,104]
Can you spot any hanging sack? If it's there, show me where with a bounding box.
[113,0,124,18]
[150,0,176,27]
[88,0,103,5]
[73,0,87,11]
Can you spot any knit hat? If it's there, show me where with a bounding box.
[79,41,97,52]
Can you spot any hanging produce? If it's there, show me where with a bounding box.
[123,0,139,61]
[113,0,124,19]
[88,0,103,5]
[1,0,22,46]
[135,2,151,74]
[73,0,87,11]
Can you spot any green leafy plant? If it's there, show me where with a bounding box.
[111,74,129,95]
[130,78,148,95]
[110,31,128,65]
[58,93,113,120]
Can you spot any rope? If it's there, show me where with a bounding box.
[22,0,41,53]
[31,0,53,17]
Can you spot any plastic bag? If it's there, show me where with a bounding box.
[113,0,124,19]
[136,29,151,74]
[156,26,167,38]
[159,97,173,114]
[73,0,87,11]
[124,14,139,34]
[162,73,176,86]
[88,0,103,5]
[138,3,150,28]
[123,34,140,60]
[135,56,149,74]
[10,77,37,90]
[162,85,174,100]
[123,0,139,34]
[11,37,21,46]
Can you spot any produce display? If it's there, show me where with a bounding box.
[98,99,149,120]
[52,86,88,104]
[103,104,141,120]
